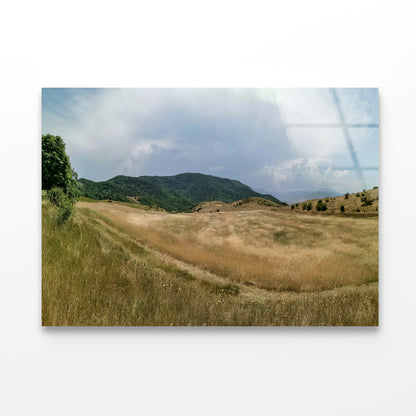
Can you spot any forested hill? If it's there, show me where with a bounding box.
[78,173,287,212]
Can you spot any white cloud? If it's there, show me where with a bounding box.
[258,158,356,192]
[42,88,378,192]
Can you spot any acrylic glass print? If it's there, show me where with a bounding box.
[41,88,379,326]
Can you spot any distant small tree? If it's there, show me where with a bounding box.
[306,202,312,211]
[340,205,345,213]
[316,200,323,211]
[321,203,327,211]
[295,203,299,207]
[345,193,349,199]
[291,204,295,210]
[302,203,307,210]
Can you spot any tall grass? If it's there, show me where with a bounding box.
[79,202,378,292]
[42,202,378,326]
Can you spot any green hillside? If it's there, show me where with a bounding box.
[78,173,286,211]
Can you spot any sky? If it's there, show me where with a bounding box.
[42,88,379,195]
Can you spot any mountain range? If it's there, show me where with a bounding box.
[78,173,287,212]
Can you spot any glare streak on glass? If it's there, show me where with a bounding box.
[284,124,378,128]
[331,88,365,189]
[274,88,378,191]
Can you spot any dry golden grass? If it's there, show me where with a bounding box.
[77,201,378,293]
[42,202,378,326]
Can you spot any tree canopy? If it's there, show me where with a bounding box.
[42,134,77,195]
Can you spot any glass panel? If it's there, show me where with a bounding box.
[287,126,350,162]
[348,127,379,167]
[337,88,379,125]
[275,88,339,124]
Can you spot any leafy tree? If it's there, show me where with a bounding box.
[345,193,349,199]
[321,203,327,211]
[291,204,295,209]
[42,134,78,197]
[302,203,307,210]
[306,202,312,211]
[42,134,79,223]
[340,205,345,212]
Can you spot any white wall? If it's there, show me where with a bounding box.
[1,1,415,415]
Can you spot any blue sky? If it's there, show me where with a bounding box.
[42,88,378,195]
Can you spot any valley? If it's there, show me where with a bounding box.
[42,193,378,326]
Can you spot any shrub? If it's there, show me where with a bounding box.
[47,187,75,224]
[291,204,295,210]
[211,283,240,296]
[325,199,329,203]
[345,193,349,199]
[302,203,307,210]
[57,196,74,224]
[361,196,374,206]
[340,205,345,213]
[321,203,327,211]
[356,193,360,197]
[316,200,323,211]
[47,187,65,206]
[357,208,360,212]
[306,202,312,211]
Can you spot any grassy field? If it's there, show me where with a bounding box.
[42,200,378,326]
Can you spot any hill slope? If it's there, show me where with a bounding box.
[193,196,282,213]
[78,173,287,212]
[285,187,379,214]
